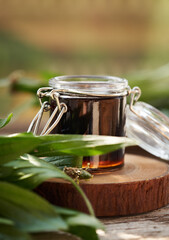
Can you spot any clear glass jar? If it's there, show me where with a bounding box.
[49,75,129,172]
[28,75,169,168]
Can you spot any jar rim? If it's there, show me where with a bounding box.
[49,75,129,97]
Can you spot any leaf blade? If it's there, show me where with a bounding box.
[0,132,41,164]
[0,181,68,233]
[0,113,13,129]
[55,206,103,240]
[2,154,94,216]
[0,133,136,164]
[31,135,136,157]
[0,224,32,240]
[0,182,103,240]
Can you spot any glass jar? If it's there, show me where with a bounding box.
[48,75,130,172]
[28,75,169,171]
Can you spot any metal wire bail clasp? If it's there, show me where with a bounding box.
[27,87,67,135]
[129,86,141,113]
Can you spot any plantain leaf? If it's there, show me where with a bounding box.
[0,182,103,240]
[12,77,47,94]
[54,206,103,240]
[55,206,103,229]
[2,154,75,189]
[0,132,109,239]
[0,224,32,240]
[1,154,94,216]
[0,217,13,225]
[0,181,68,233]
[0,217,32,240]
[0,133,136,164]
[32,135,136,157]
[0,132,41,164]
[69,226,99,240]
[0,113,13,129]
[44,155,83,169]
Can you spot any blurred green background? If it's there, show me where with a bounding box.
[0,0,169,133]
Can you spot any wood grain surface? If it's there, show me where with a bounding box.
[33,204,169,240]
[36,154,169,217]
[101,204,169,240]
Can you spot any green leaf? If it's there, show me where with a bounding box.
[0,181,68,233]
[0,133,136,165]
[12,77,47,94]
[69,226,100,240]
[0,217,13,225]
[0,113,13,129]
[2,154,94,216]
[0,166,13,178]
[0,182,103,240]
[3,154,74,189]
[0,217,32,240]
[55,206,103,240]
[31,135,136,157]
[44,155,83,169]
[0,224,32,240]
[0,132,41,164]
[55,206,103,229]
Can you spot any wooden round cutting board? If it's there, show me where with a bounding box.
[36,154,169,217]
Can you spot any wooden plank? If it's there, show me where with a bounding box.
[33,204,169,240]
[101,204,169,240]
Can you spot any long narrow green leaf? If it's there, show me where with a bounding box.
[2,154,75,189]
[0,181,68,233]
[2,154,94,216]
[55,206,103,229]
[0,133,136,164]
[0,224,32,240]
[44,155,83,169]
[0,113,13,129]
[32,135,136,157]
[0,133,41,164]
[0,181,103,240]
[54,206,103,240]
[0,217,13,225]
[12,77,46,94]
[0,217,32,240]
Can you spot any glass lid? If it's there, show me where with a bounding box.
[126,101,169,161]
[49,75,129,96]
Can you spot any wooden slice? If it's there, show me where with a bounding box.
[36,154,169,217]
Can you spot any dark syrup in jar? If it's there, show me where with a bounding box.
[51,95,126,172]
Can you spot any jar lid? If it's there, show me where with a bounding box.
[126,101,169,161]
[49,75,129,97]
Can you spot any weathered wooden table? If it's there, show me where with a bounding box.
[101,204,169,240]
[33,204,169,240]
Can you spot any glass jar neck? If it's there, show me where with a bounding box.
[49,75,130,97]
